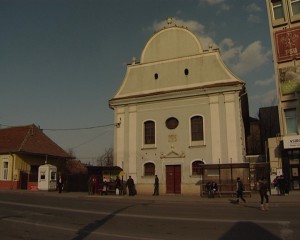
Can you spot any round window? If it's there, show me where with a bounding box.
[165,117,179,129]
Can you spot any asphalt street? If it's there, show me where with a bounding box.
[0,190,299,240]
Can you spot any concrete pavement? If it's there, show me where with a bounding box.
[2,189,300,204]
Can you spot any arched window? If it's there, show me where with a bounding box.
[144,120,155,144]
[192,160,204,175]
[144,162,155,176]
[191,116,204,141]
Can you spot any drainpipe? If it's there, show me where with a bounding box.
[10,153,15,190]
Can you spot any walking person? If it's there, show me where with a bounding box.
[236,177,246,204]
[153,175,159,196]
[259,177,269,211]
[127,176,135,196]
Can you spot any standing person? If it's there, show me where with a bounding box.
[278,175,285,195]
[88,176,93,195]
[115,176,121,195]
[259,177,269,211]
[127,176,135,196]
[102,177,108,195]
[236,177,246,204]
[153,175,159,196]
[57,175,63,194]
[273,176,280,195]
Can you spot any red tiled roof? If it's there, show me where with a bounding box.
[0,124,72,158]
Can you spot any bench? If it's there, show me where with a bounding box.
[201,184,251,198]
[99,182,117,195]
[201,190,251,198]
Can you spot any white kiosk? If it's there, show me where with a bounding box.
[38,164,57,191]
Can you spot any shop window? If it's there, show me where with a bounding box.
[144,120,155,144]
[271,0,285,20]
[191,116,204,141]
[192,160,204,175]
[291,0,300,16]
[285,108,297,134]
[144,162,155,176]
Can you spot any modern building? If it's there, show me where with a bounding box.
[109,18,250,195]
[265,0,300,191]
[0,124,72,190]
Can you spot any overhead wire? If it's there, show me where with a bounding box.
[0,123,115,131]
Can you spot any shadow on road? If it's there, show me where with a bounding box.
[72,203,140,240]
[219,221,281,240]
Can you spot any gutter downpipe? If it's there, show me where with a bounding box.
[10,153,15,190]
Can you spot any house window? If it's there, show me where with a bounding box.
[144,162,155,176]
[271,0,285,20]
[191,116,204,141]
[192,160,204,175]
[2,161,9,180]
[285,108,298,134]
[291,0,300,16]
[144,120,155,144]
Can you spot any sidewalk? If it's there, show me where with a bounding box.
[3,189,300,204]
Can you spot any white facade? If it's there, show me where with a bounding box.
[109,20,247,195]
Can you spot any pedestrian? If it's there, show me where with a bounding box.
[258,177,269,211]
[236,177,246,204]
[153,175,159,196]
[88,176,93,195]
[57,175,63,194]
[205,181,214,198]
[127,176,135,196]
[115,176,121,195]
[211,182,218,196]
[273,176,280,195]
[91,176,97,195]
[278,175,285,195]
[102,177,108,195]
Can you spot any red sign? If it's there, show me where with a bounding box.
[275,26,300,62]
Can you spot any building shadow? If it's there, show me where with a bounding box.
[219,221,281,240]
[72,203,139,240]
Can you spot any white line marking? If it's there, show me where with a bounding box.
[0,200,290,225]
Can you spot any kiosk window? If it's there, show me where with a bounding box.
[50,171,56,180]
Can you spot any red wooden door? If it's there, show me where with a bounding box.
[166,165,181,194]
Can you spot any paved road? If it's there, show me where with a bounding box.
[0,190,299,240]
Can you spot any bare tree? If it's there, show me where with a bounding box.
[97,147,114,166]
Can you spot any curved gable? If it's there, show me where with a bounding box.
[141,27,203,63]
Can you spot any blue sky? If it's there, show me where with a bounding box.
[0,0,276,164]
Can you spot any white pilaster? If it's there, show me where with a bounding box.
[209,95,221,164]
[128,105,137,180]
[224,93,238,163]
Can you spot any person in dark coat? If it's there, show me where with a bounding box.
[88,176,93,195]
[115,176,121,195]
[57,175,63,194]
[127,176,135,196]
[153,175,159,196]
[259,177,269,211]
[236,177,246,204]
